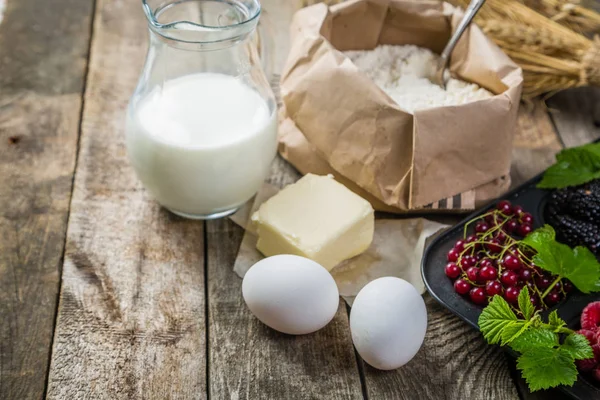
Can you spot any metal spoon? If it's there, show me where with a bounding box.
[433,0,486,89]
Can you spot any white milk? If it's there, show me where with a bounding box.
[126,73,277,218]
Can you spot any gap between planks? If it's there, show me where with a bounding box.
[346,303,370,400]
[0,0,95,398]
[43,0,99,397]
[203,221,210,400]
[45,0,207,397]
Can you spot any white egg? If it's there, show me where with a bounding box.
[242,255,339,335]
[350,277,427,370]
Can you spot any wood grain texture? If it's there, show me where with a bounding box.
[45,0,207,398]
[547,87,600,147]
[360,296,519,400]
[207,3,362,395]
[206,158,364,400]
[510,102,563,188]
[206,216,364,400]
[0,0,93,399]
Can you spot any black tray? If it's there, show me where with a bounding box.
[421,172,600,399]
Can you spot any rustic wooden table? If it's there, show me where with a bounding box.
[1,0,599,399]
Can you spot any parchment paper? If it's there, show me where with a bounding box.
[230,184,448,305]
[279,0,523,212]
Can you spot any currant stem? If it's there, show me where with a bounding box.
[541,276,563,299]
[463,211,491,238]
[498,242,513,260]
[517,247,534,264]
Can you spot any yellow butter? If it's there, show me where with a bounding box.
[251,174,375,271]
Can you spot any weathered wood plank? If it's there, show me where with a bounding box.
[207,154,364,399]
[206,215,364,400]
[206,1,362,396]
[547,87,600,148]
[360,296,519,400]
[0,0,94,398]
[45,0,207,398]
[510,102,564,187]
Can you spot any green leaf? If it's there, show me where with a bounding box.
[478,295,518,344]
[548,310,560,327]
[501,321,530,345]
[522,224,556,244]
[518,287,535,320]
[510,328,558,353]
[517,347,579,391]
[547,310,566,332]
[538,142,600,189]
[479,291,586,393]
[516,333,593,391]
[562,334,594,360]
[522,225,600,293]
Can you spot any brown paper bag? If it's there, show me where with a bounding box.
[279,0,523,212]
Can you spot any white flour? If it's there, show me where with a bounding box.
[345,45,493,113]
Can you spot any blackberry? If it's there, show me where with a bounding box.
[549,188,570,210]
[564,182,600,225]
[545,179,600,256]
[551,215,599,254]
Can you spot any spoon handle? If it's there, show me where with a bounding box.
[435,0,486,88]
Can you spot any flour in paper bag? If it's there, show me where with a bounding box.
[345,45,493,113]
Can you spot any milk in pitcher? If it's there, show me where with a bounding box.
[126,73,277,218]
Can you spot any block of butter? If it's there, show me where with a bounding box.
[251,174,374,271]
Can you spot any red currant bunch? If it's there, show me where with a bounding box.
[444,200,568,311]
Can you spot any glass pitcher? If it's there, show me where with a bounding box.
[126,0,277,220]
